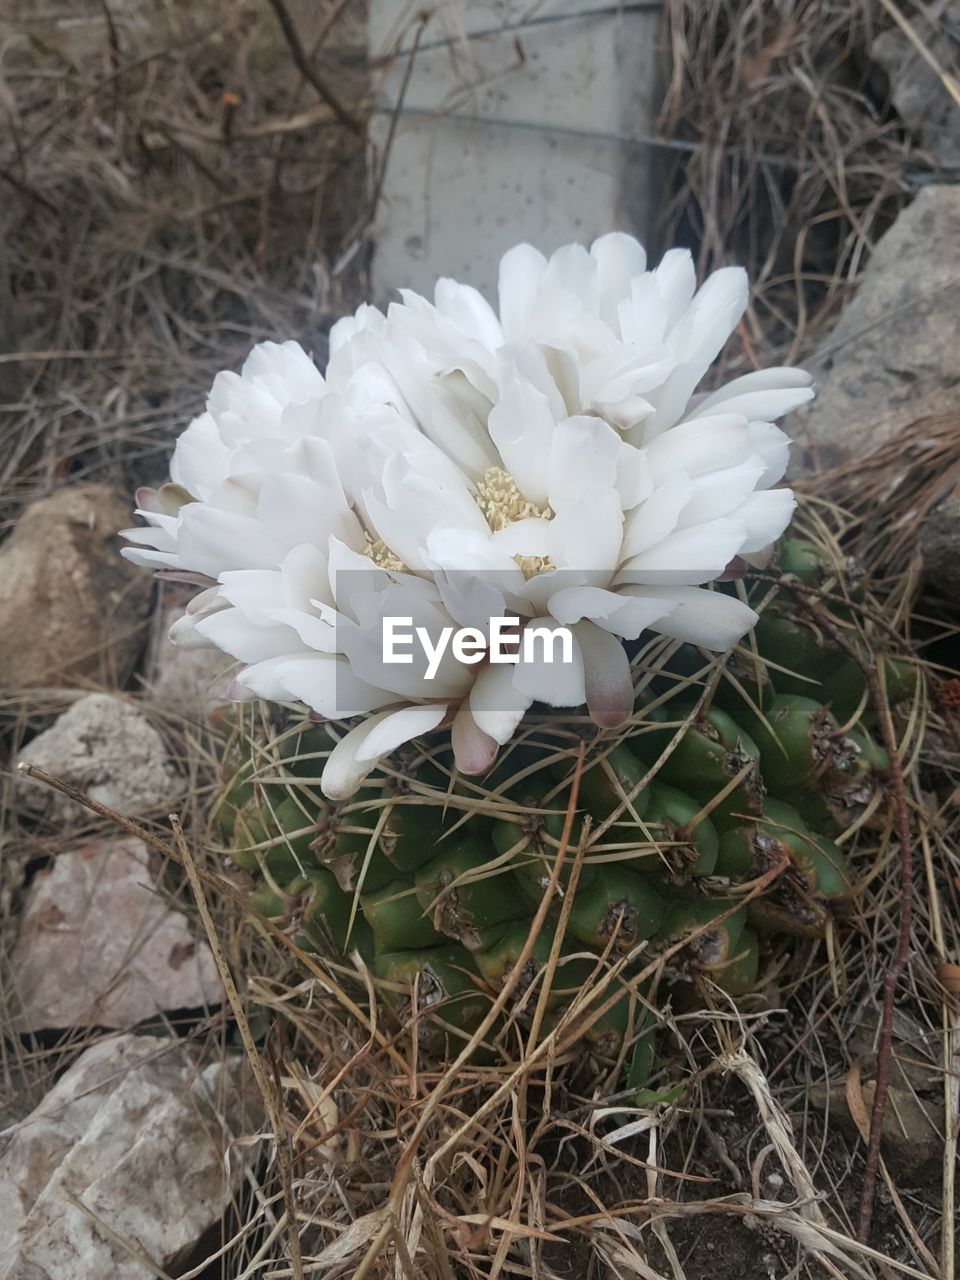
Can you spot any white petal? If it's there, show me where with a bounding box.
[426,526,524,579]
[690,367,813,421]
[645,267,750,433]
[169,412,231,499]
[194,606,298,663]
[547,415,622,508]
[487,378,556,505]
[654,248,699,331]
[237,653,389,716]
[177,505,285,576]
[320,711,398,800]
[434,278,504,348]
[489,517,553,559]
[354,702,450,764]
[645,414,750,482]
[498,243,547,339]
[622,585,758,650]
[547,489,623,573]
[591,232,648,326]
[468,661,533,744]
[748,421,792,488]
[621,475,692,559]
[737,487,796,554]
[678,459,766,527]
[511,620,586,707]
[619,517,746,586]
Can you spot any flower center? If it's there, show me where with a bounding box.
[474,467,551,531]
[474,466,555,579]
[364,532,406,573]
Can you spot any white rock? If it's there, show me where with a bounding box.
[145,605,232,717]
[16,693,183,822]
[10,836,223,1031]
[0,1034,263,1280]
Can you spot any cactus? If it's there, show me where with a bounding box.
[215,534,910,1073]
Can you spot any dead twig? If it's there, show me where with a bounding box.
[264,0,362,135]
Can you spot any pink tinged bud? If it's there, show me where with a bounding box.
[135,487,164,514]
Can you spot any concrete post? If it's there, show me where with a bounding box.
[368,1,665,304]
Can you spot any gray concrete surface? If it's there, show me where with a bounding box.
[368,1,664,304]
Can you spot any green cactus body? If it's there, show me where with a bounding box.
[362,880,444,951]
[415,836,527,950]
[641,783,719,880]
[374,947,489,1054]
[639,704,763,832]
[222,541,905,1067]
[474,921,597,1005]
[566,868,665,953]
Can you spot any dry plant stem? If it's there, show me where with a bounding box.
[170,816,305,1280]
[783,575,915,1244]
[264,0,362,133]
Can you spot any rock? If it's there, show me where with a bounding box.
[0,484,152,690]
[16,693,183,822]
[794,186,960,468]
[807,1080,943,1179]
[145,605,232,717]
[848,1008,940,1095]
[10,836,222,1031]
[872,2,960,171]
[0,1034,263,1279]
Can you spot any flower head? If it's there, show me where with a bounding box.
[124,234,810,797]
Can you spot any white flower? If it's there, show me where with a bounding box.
[124,234,809,798]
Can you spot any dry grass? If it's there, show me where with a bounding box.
[0,0,368,535]
[2,2,959,1278]
[658,0,922,367]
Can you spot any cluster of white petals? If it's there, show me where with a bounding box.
[124,234,811,798]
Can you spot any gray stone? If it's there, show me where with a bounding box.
[10,836,222,1031]
[807,1081,943,1179]
[145,605,232,718]
[872,2,960,170]
[368,0,661,303]
[0,1034,263,1280]
[0,484,152,690]
[16,693,183,823]
[848,1007,941,1095]
[793,185,960,469]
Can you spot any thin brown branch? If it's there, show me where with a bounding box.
[264,0,362,134]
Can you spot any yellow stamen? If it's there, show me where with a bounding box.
[473,466,555,579]
[364,533,406,573]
